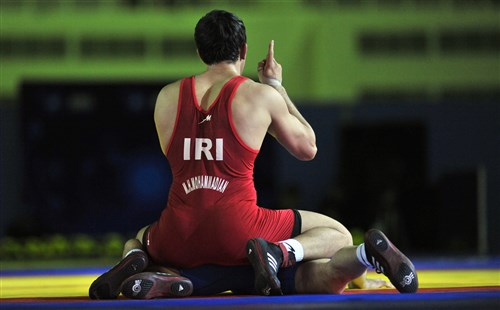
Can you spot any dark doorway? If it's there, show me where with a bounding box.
[337,122,429,250]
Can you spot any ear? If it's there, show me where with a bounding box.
[239,43,248,60]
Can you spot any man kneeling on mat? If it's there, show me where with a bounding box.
[89,9,418,299]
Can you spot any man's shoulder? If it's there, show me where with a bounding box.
[157,79,185,99]
[153,80,184,112]
[239,78,280,99]
[162,79,184,92]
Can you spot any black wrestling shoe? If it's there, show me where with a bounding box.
[364,229,418,293]
[246,238,283,296]
[89,249,148,299]
[121,272,193,299]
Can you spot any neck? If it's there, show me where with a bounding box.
[206,60,243,77]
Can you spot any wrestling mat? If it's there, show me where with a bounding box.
[1,257,499,309]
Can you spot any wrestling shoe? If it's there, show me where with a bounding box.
[121,272,193,299]
[246,238,284,296]
[89,249,148,299]
[364,229,418,293]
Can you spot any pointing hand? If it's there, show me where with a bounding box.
[257,40,282,86]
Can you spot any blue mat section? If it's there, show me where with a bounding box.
[0,267,107,277]
[413,256,500,270]
[2,291,499,309]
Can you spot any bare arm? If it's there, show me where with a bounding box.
[154,81,181,155]
[258,40,317,160]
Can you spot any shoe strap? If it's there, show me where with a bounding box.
[124,248,142,257]
[277,243,296,268]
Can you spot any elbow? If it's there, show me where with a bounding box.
[299,144,317,161]
[307,145,318,160]
[302,131,318,161]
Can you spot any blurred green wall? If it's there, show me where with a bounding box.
[1,0,499,103]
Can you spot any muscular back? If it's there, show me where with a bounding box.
[155,74,276,154]
[155,71,316,161]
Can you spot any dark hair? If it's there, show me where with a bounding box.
[194,10,246,65]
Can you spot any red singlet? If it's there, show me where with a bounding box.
[146,76,295,268]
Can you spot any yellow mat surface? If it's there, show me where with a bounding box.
[1,269,499,299]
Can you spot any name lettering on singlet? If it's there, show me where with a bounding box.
[182,175,229,194]
[182,138,228,194]
[183,138,223,161]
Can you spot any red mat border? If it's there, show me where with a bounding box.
[344,286,500,294]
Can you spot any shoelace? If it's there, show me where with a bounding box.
[371,257,385,274]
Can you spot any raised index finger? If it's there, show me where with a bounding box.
[266,40,275,63]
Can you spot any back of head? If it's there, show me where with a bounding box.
[195,10,246,65]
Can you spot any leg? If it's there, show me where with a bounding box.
[121,225,149,256]
[296,210,353,260]
[247,228,418,295]
[121,262,266,298]
[107,225,194,299]
[294,246,366,294]
[295,229,419,294]
[246,210,352,295]
[89,226,151,299]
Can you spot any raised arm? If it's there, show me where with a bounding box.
[258,40,317,161]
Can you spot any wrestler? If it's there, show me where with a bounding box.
[89,10,417,299]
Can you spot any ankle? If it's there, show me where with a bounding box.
[356,243,372,268]
[275,242,294,267]
[276,239,304,268]
[123,248,145,259]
